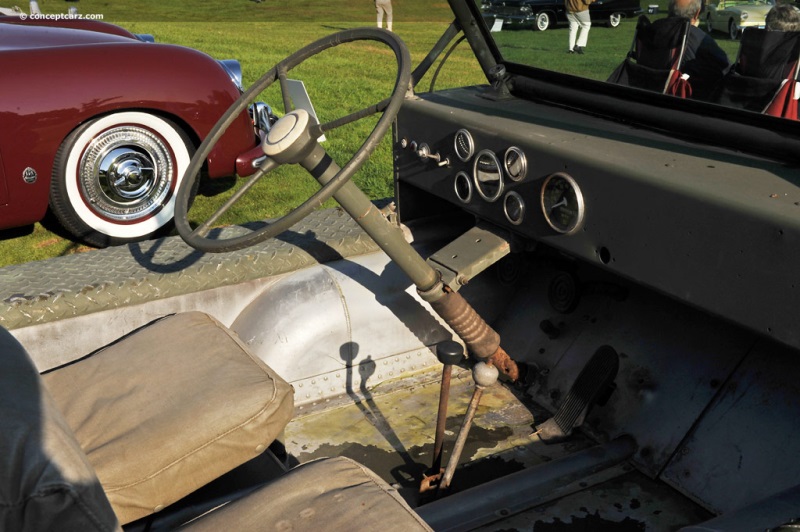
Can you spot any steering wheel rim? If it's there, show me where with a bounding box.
[174,28,411,253]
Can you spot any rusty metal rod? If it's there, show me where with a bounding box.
[440,362,499,491]
[432,363,454,474]
[440,385,483,490]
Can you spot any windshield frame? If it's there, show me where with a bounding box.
[446,0,800,164]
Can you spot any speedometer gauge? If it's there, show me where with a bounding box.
[541,172,585,235]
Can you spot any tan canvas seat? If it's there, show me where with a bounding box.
[2,312,294,527]
[182,456,432,531]
[0,313,430,531]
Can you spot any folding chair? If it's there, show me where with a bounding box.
[714,29,800,118]
[608,15,692,97]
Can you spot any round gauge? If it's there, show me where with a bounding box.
[504,147,527,182]
[540,172,585,235]
[504,191,525,225]
[454,171,473,203]
[473,149,503,202]
[454,129,475,162]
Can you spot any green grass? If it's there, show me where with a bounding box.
[0,0,740,266]
[491,14,740,80]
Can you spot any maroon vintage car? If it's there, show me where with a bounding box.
[0,16,268,247]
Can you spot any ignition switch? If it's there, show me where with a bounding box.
[417,143,449,167]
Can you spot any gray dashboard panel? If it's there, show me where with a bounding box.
[395,86,800,351]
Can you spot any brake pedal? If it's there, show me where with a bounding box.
[535,345,619,444]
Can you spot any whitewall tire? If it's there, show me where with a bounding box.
[50,112,193,247]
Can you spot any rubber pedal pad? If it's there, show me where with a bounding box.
[535,345,620,444]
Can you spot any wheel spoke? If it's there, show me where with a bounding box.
[191,157,279,237]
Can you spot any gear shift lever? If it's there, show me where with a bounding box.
[440,361,499,491]
[420,340,465,493]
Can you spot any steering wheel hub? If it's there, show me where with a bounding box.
[263,109,313,164]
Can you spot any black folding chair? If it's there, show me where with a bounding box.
[713,29,800,117]
[608,15,692,97]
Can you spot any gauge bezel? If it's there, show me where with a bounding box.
[504,147,527,182]
[473,149,504,202]
[454,129,475,162]
[454,171,473,203]
[540,172,585,235]
[503,191,525,225]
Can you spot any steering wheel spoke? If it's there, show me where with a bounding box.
[175,28,411,253]
[317,97,392,135]
[189,157,280,238]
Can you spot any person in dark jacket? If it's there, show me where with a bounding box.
[669,0,730,100]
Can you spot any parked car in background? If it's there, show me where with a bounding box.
[0,16,268,247]
[480,0,642,31]
[705,0,774,39]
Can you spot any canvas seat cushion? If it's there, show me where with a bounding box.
[183,456,432,531]
[0,326,120,532]
[42,311,294,525]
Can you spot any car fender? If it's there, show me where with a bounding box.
[0,42,255,230]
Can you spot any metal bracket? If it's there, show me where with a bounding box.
[426,224,511,291]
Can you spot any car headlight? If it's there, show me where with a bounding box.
[740,11,749,20]
[218,60,244,92]
[520,5,532,13]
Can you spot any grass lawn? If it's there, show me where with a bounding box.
[0,0,740,266]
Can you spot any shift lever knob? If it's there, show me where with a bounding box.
[436,340,464,366]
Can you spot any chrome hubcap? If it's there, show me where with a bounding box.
[100,148,155,200]
[79,126,173,222]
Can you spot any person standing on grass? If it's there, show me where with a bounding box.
[566,0,595,54]
[376,0,393,32]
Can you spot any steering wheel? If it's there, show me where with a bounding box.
[174,28,411,253]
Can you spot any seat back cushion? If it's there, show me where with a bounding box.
[0,327,120,531]
[183,456,432,531]
[42,312,294,525]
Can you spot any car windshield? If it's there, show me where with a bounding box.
[719,0,774,5]
[412,0,798,128]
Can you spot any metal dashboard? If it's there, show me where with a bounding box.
[394,85,800,350]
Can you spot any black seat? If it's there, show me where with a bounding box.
[713,29,800,117]
[608,15,692,96]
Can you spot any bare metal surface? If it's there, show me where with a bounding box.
[418,436,637,532]
[0,208,380,331]
[284,366,541,483]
